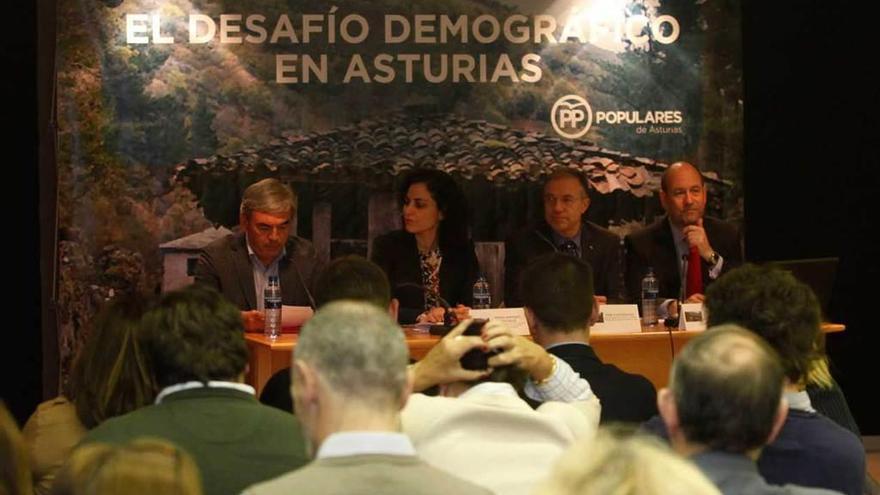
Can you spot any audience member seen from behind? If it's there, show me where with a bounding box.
[402,317,601,495]
[521,253,657,424]
[371,169,479,324]
[1,401,33,495]
[49,438,202,495]
[259,255,399,412]
[79,285,308,495]
[244,301,491,495]
[703,264,865,495]
[22,296,157,495]
[658,325,840,495]
[535,427,721,495]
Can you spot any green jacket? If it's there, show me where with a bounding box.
[81,386,308,495]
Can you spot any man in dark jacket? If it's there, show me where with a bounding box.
[624,162,742,314]
[505,169,624,307]
[194,178,321,331]
[521,253,657,424]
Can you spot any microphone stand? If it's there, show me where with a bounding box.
[395,283,457,335]
[664,254,689,330]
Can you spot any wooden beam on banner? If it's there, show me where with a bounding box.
[312,202,331,264]
[367,191,400,259]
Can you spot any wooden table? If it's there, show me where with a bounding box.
[245,324,844,396]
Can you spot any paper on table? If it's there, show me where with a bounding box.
[281,306,314,328]
[589,304,641,334]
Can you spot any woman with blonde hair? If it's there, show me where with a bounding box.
[536,428,721,495]
[49,438,201,495]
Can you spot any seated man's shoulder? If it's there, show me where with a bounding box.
[245,457,492,495]
[783,410,864,456]
[285,234,317,258]
[584,220,620,242]
[535,397,600,436]
[624,217,665,242]
[505,223,551,255]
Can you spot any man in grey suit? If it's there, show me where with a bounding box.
[657,325,841,495]
[194,178,321,332]
[243,301,490,495]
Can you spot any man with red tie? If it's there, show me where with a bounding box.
[624,162,743,316]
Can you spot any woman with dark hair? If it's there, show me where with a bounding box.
[22,296,157,495]
[371,169,480,324]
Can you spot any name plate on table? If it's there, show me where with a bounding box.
[679,303,707,331]
[469,308,530,335]
[281,306,314,329]
[590,304,641,333]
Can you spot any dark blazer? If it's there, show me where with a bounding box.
[504,220,624,306]
[691,450,842,495]
[642,406,865,495]
[82,387,309,495]
[548,343,657,424]
[624,216,743,302]
[371,230,480,324]
[194,232,321,310]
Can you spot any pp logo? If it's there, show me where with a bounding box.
[551,95,593,139]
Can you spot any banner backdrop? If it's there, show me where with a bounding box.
[55,0,742,384]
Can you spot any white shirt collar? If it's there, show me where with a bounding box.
[459,381,518,399]
[784,389,816,413]
[316,432,416,459]
[154,381,256,404]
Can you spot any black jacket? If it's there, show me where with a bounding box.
[194,232,322,310]
[624,216,743,302]
[549,343,657,424]
[371,230,480,324]
[504,220,624,306]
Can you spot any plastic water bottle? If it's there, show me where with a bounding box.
[473,276,491,309]
[264,276,282,339]
[641,268,659,326]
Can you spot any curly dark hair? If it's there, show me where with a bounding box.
[140,285,248,387]
[705,263,823,385]
[397,169,469,249]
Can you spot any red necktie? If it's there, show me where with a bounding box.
[686,246,703,297]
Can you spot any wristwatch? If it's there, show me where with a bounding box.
[708,251,720,265]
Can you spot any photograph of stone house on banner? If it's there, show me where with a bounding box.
[55,0,742,378]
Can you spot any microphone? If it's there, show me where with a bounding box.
[395,282,458,334]
[679,253,689,306]
[664,254,689,329]
[291,260,317,310]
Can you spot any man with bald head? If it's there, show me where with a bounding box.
[658,325,840,495]
[624,162,743,311]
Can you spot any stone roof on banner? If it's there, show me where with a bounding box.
[173,113,730,198]
[159,226,232,251]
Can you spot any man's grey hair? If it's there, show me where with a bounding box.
[669,324,785,453]
[295,301,409,407]
[240,178,297,218]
